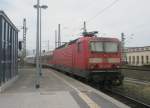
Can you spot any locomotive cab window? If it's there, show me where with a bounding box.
[90,41,118,53]
[104,42,118,53]
[90,41,103,52]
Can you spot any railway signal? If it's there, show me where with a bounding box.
[22,18,27,58]
[58,24,61,47]
[121,33,127,63]
[19,41,23,51]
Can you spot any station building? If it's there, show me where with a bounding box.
[125,46,150,66]
[0,11,19,91]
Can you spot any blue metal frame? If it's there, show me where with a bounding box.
[0,11,18,85]
[0,16,2,85]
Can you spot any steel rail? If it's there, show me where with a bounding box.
[121,67,150,71]
[125,77,150,85]
[101,88,150,108]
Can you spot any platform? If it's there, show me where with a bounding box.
[0,67,130,108]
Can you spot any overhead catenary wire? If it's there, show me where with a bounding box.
[71,0,120,36]
[56,0,120,40]
[87,0,120,23]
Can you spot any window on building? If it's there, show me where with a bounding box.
[132,56,135,64]
[129,56,131,64]
[146,56,149,64]
[136,56,139,64]
[141,56,144,64]
[145,47,148,51]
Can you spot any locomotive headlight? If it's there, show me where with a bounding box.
[90,64,95,69]
[112,64,120,69]
[116,65,120,68]
[89,58,102,63]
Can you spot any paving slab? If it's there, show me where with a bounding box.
[0,91,79,108]
[0,68,130,108]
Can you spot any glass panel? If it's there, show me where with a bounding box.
[8,25,11,79]
[13,31,15,76]
[104,42,118,52]
[2,19,4,49]
[137,56,139,64]
[146,56,149,64]
[141,56,144,64]
[129,56,131,64]
[90,42,103,52]
[6,22,8,80]
[0,18,5,84]
[132,56,135,64]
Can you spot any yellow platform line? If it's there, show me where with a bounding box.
[50,69,101,108]
[79,92,101,108]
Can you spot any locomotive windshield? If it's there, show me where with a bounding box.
[104,42,118,52]
[90,41,118,52]
[90,42,103,52]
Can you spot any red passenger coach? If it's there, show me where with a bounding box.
[49,32,124,85]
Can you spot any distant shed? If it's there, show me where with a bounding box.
[0,11,19,87]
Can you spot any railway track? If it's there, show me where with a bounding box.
[121,67,150,71]
[125,77,150,85]
[28,63,150,108]
[99,87,150,108]
[80,79,150,108]
[57,68,150,108]
[71,76,150,108]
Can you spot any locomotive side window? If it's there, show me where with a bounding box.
[104,42,118,53]
[90,42,103,52]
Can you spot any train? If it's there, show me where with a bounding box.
[26,31,124,86]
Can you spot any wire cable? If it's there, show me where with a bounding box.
[87,0,120,23]
[67,0,120,37]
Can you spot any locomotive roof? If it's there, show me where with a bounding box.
[90,37,119,41]
[56,38,79,49]
[78,36,119,42]
[56,36,119,50]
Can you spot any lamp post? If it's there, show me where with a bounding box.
[39,5,48,76]
[34,0,48,88]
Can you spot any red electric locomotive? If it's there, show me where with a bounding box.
[49,31,124,85]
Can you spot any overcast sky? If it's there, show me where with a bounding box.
[1,0,150,52]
